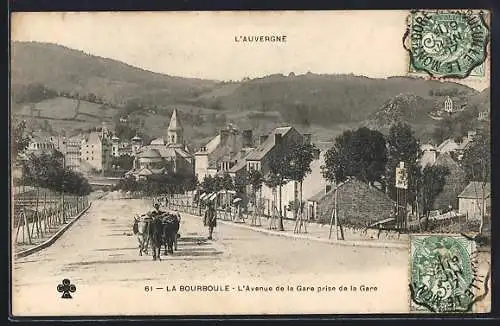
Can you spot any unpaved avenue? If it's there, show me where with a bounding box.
[12,195,409,315]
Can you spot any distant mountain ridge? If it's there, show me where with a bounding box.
[11,41,489,144]
[11,41,218,106]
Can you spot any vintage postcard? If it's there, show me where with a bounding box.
[10,10,491,317]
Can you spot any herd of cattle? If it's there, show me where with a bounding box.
[132,209,181,261]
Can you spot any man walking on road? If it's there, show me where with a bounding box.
[151,203,165,216]
[204,201,217,240]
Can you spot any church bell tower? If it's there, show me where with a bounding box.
[167,108,183,145]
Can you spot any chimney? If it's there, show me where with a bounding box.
[220,128,229,144]
[303,133,312,144]
[274,133,282,144]
[242,129,253,148]
[468,130,477,141]
[259,135,269,145]
[325,184,332,194]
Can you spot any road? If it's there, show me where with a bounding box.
[12,194,410,316]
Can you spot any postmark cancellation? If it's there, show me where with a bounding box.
[409,234,490,313]
[406,10,490,79]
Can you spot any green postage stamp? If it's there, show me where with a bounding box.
[409,235,489,313]
[407,10,490,78]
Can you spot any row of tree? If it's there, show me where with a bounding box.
[115,172,197,196]
[197,142,319,231]
[21,150,92,196]
[321,122,490,226]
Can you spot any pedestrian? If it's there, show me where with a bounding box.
[204,201,217,240]
[151,202,165,217]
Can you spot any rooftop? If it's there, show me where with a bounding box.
[245,126,293,161]
[136,148,162,159]
[458,181,491,199]
[168,108,183,131]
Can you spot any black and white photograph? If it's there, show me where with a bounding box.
[10,10,491,316]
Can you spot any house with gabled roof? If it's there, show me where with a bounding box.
[244,126,303,174]
[195,124,255,182]
[458,181,491,220]
[431,152,468,210]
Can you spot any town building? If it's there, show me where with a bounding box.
[225,126,307,218]
[79,123,113,174]
[431,153,468,210]
[196,124,255,182]
[256,138,331,219]
[436,130,476,160]
[26,134,56,153]
[478,111,490,121]
[444,96,454,113]
[111,136,135,158]
[111,135,120,157]
[419,144,438,168]
[458,181,491,220]
[126,109,194,180]
[244,126,304,175]
[306,178,395,226]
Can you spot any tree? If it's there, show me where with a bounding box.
[234,172,248,197]
[418,165,450,221]
[264,172,282,227]
[12,120,31,161]
[201,175,215,193]
[221,173,234,191]
[322,127,387,185]
[248,169,264,223]
[461,129,491,235]
[22,150,91,196]
[111,154,135,171]
[268,153,291,231]
[286,142,319,229]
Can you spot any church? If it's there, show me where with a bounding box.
[126,109,195,180]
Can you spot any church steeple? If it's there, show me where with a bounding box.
[167,108,183,145]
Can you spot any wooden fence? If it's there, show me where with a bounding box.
[13,185,89,245]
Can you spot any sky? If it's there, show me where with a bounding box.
[11,11,488,90]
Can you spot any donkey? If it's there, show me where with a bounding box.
[132,215,151,256]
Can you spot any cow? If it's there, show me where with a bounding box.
[132,215,151,256]
[161,212,181,255]
[148,215,165,261]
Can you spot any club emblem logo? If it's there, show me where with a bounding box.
[57,278,76,299]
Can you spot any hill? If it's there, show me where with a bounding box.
[11,41,489,147]
[363,87,491,144]
[11,41,218,106]
[208,74,478,127]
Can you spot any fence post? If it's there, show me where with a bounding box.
[33,187,42,239]
[23,209,32,245]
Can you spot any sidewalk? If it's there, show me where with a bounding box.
[14,192,106,258]
[171,204,408,250]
